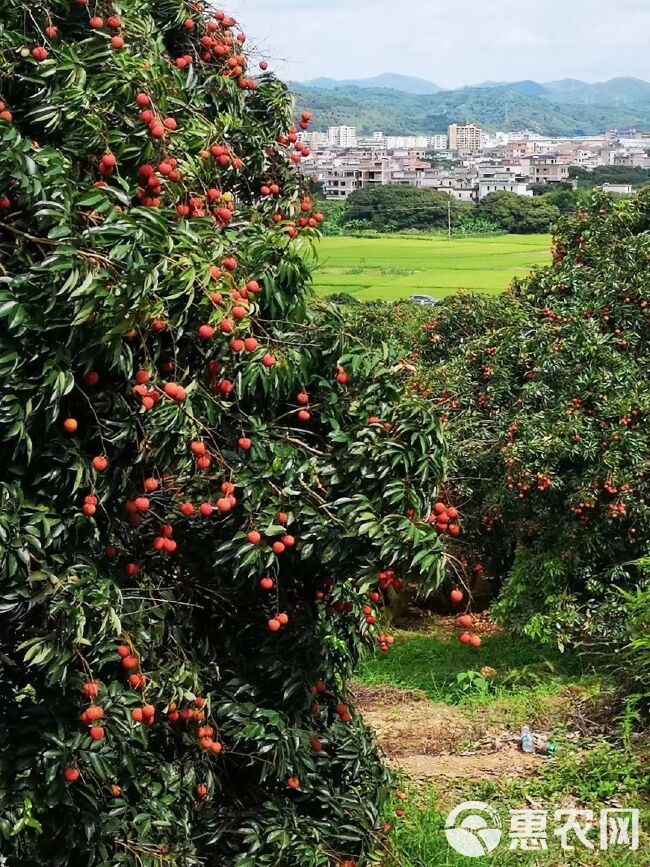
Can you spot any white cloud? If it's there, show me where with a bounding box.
[234,0,649,88]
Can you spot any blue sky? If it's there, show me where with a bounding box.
[234,0,649,88]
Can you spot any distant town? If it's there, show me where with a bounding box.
[296,124,650,201]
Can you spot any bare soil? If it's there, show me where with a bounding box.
[354,683,557,785]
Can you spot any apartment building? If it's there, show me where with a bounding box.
[448,123,483,155]
[317,158,393,199]
[327,126,357,148]
[612,151,650,168]
[529,155,570,185]
[430,134,449,151]
[478,170,532,200]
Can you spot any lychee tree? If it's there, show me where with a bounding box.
[349,191,650,654]
[0,2,446,865]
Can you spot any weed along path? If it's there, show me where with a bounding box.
[355,615,650,866]
[313,234,551,301]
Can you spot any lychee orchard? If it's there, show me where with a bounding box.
[0,1,446,863]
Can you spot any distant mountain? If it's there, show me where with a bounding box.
[291,82,650,137]
[474,77,650,107]
[542,77,650,106]
[298,73,441,95]
[473,80,550,98]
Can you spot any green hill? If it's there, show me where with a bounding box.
[291,83,650,136]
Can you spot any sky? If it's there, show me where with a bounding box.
[233,0,650,88]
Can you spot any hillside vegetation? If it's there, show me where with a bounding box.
[292,82,650,136]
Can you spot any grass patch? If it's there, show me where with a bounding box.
[358,630,591,711]
[381,780,649,867]
[358,624,648,866]
[314,234,551,301]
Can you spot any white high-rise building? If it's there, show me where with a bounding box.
[430,134,449,151]
[328,126,358,148]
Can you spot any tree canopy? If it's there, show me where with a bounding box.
[0,2,445,864]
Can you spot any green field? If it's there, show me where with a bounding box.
[313,234,552,301]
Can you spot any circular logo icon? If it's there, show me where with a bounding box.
[445,801,503,857]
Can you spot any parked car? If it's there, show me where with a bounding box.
[409,294,439,307]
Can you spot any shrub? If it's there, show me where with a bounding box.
[0,2,446,863]
[478,191,560,234]
[343,186,471,233]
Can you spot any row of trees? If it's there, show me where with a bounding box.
[320,186,566,235]
[0,1,446,864]
[350,189,650,674]
[570,164,650,189]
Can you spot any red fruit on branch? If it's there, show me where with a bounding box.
[450,589,463,605]
[198,324,215,340]
[89,726,105,741]
[64,768,80,784]
[247,530,261,545]
[32,47,49,62]
[92,455,108,473]
[164,382,186,402]
[82,681,100,698]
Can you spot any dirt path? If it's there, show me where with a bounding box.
[355,683,546,785]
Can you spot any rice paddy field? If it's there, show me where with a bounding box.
[313,233,552,301]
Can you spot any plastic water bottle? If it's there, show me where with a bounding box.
[521,725,534,754]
